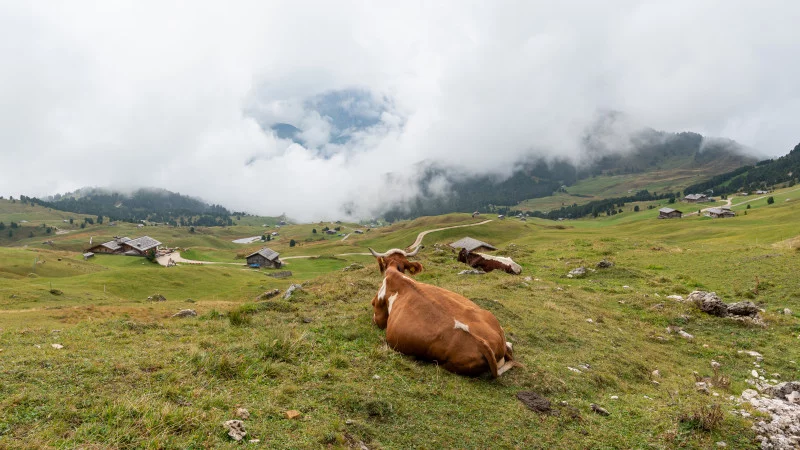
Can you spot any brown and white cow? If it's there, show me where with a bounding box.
[457,248,522,275]
[369,247,519,377]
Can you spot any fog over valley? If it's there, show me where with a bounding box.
[2,1,799,220]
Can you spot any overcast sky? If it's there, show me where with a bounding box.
[2,1,799,220]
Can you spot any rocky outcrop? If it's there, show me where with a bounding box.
[688,291,728,317]
[727,301,759,317]
[171,309,197,318]
[567,267,587,278]
[688,291,763,319]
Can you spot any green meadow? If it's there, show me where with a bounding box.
[1,189,799,448]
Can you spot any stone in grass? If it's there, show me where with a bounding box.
[342,263,364,271]
[590,404,610,416]
[284,284,302,300]
[285,410,301,420]
[688,291,728,317]
[222,420,247,441]
[726,301,759,317]
[235,407,250,419]
[458,269,486,275]
[567,267,587,278]
[516,391,552,415]
[257,289,281,300]
[678,330,694,340]
[51,343,64,349]
[148,294,166,302]
[171,309,197,318]
[596,259,614,269]
[49,289,63,296]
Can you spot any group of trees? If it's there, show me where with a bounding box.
[34,188,235,227]
[684,142,800,196]
[526,190,680,220]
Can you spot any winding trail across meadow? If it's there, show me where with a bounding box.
[406,219,493,250]
[157,219,494,266]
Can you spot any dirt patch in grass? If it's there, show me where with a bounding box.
[516,391,553,415]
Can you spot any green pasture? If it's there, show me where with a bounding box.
[1,188,799,447]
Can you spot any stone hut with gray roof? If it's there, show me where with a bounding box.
[245,247,282,268]
[658,207,683,219]
[85,236,161,256]
[449,237,497,253]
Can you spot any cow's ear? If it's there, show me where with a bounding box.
[407,262,423,275]
[377,257,387,273]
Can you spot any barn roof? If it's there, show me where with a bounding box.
[449,237,497,252]
[124,236,161,251]
[684,193,708,200]
[246,247,280,261]
[707,208,735,216]
[659,207,682,214]
[97,237,131,251]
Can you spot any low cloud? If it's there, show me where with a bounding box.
[1,1,799,221]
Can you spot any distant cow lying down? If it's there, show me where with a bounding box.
[369,247,519,377]
[457,248,522,275]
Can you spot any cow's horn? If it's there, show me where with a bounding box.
[368,248,387,258]
[405,246,421,257]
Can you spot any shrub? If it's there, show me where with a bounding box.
[228,308,252,327]
[679,404,723,432]
[290,239,296,247]
[767,196,775,205]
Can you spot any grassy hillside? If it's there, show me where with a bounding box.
[1,189,799,448]
[516,166,735,213]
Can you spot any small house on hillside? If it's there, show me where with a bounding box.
[684,193,709,203]
[707,207,735,218]
[85,236,161,256]
[121,236,162,256]
[245,248,282,268]
[472,211,480,218]
[658,207,683,219]
[754,190,770,195]
[87,237,132,254]
[449,237,497,253]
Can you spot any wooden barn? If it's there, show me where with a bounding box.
[246,247,282,268]
[658,207,683,219]
[86,237,132,254]
[120,236,161,256]
[449,237,497,253]
[684,193,709,203]
[85,236,161,256]
[707,207,735,218]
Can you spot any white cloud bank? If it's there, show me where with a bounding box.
[1,1,799,220]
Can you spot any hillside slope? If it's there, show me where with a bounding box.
[36,187,234,227]
[684,141,800,195]
[384,130,756,220]
[1,190,798,447]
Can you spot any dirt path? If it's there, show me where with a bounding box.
[156,252,241,267]
[157,219,492,266]
[407,219,493,250]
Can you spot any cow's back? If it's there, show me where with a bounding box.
[383,271,508,374]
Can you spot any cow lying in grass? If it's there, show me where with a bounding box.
[368,247,519,377]
[457,248,522,274]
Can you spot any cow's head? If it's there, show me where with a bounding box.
[368,247,423,275]
[457,247,469,263]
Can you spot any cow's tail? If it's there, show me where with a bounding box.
[468,333,500,378]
